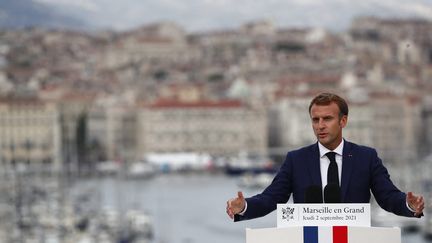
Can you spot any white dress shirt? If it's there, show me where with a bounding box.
[318,140,344,192]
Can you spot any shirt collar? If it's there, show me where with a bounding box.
[318,139,344,158]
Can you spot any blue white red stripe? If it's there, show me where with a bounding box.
[303,226,348,243]
[318,226,332,243]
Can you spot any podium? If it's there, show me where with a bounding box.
[245,204,401,243]
[246,226,401,243]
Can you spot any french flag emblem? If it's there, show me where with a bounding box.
[303,226,348,243]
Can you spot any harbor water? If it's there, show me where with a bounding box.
[71,173,431,243]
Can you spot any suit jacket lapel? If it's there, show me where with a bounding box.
[341,140,354,202]
[308,143,322,188]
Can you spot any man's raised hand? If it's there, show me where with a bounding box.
[407,191,425,217]
[226,191,246,219]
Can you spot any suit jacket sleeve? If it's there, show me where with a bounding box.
[234,153,294,221]
[369,149,419,217]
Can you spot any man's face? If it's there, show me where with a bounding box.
[310,102,347,150]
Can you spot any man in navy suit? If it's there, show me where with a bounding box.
[226,92,424,221]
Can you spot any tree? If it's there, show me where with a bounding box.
[76,112,88,174]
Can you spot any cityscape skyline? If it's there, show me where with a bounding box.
[0,16,432,169]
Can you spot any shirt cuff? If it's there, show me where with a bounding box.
[238,201,248,216]
[406,200,416,213]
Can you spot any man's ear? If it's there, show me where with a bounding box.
[340,115,348,128]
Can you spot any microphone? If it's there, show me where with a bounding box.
[304,185,323,203]
[324,183,341,203]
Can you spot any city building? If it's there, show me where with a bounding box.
[0,97,61,169]
[87,95,137,163]
[137,99,268,157]
[368,91,422,167]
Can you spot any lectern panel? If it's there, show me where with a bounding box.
[245,226,401,243]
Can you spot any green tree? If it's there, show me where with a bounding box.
[76,112,88,174]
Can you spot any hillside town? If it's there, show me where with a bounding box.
[0,16,432,242]
[0,16,431,169]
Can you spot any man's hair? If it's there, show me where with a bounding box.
[308,92,349,118]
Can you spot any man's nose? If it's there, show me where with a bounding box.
[318,119,326,129]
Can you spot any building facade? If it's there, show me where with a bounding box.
[0,98,61,169]
[88,99,137,162]
[137,100,268,157]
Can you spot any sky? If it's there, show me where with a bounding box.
[21,0,432,32]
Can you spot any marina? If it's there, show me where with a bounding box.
[1,167,431,243]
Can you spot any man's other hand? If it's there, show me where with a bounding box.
[407,191,425,217]
[226,191,246,219]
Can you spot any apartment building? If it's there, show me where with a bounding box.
[87,97,137,162]
[100,22,197,69]
[270,94,315,150]
[368,92,422,167]
[137,100,267,157]
[421,95,432,157]
[0,98,61,169]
